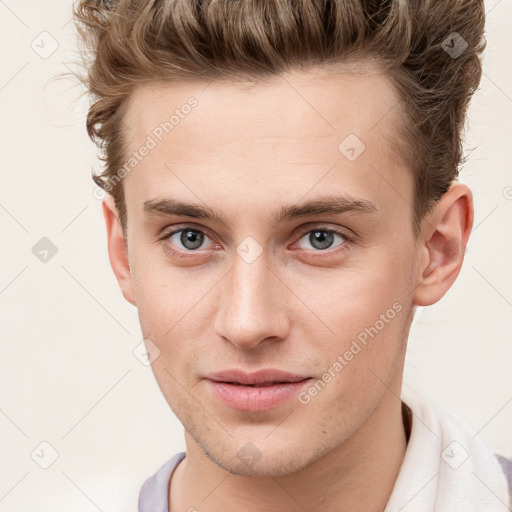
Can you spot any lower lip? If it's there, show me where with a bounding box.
[205,378,312,412]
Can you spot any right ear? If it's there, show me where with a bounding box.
[102,194,136,306]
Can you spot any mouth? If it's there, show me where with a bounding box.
[205,376,313,412]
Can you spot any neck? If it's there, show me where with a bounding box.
[169,383,408,512]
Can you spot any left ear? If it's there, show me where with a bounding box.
[412,182,474,307]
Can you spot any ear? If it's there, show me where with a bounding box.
[412,182,474,307]
[102,194,136,306]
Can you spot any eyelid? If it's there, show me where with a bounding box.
[292,223,356,242]
[158,223,217,243]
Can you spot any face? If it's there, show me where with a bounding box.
[110,63,425,477]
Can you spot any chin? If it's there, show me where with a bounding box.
[202,437,318,478]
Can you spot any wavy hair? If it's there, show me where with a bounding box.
[72,0,486,238]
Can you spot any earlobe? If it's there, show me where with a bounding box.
[412,183,474,307]
[102,194,136,307]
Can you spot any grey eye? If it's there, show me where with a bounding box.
[175,229,205,250]
[298,230,345,251]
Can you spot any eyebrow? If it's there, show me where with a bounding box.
[143,194,380,226]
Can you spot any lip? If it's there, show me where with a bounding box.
[205,368,311,385]
[204,369,312,412]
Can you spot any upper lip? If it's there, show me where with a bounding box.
[205,369,311,385]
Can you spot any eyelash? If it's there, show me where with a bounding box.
[158,224,355,260]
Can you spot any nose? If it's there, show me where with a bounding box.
[213,252,291,351]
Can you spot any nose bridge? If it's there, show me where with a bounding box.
[214,250,289,350]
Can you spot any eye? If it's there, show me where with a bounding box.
[158,224,354,261]
[161,227,216,252]
[294,227,351,252]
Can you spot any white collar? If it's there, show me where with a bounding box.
[384,384,510,512]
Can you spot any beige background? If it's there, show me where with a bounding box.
[1,0,511,510]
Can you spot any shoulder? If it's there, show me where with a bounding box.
[495,453,512,506]
[138,451,186,512]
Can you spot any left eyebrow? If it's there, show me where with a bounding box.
[271,194,380,224]
[142,193,380,227]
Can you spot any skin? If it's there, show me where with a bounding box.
[102,62,473,511]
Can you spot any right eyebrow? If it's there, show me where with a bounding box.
[143,198,228,225]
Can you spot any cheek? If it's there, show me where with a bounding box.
[304,303,408,425]
[296,255,409,335]
[297,256,410,389]
[131,261,212,365]
[129,241,179,320]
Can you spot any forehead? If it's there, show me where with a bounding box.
[121,62,412,225]
[124,61,404,147]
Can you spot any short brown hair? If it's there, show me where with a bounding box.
[73,0,486,238]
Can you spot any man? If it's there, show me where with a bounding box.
[73,0,511,510]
